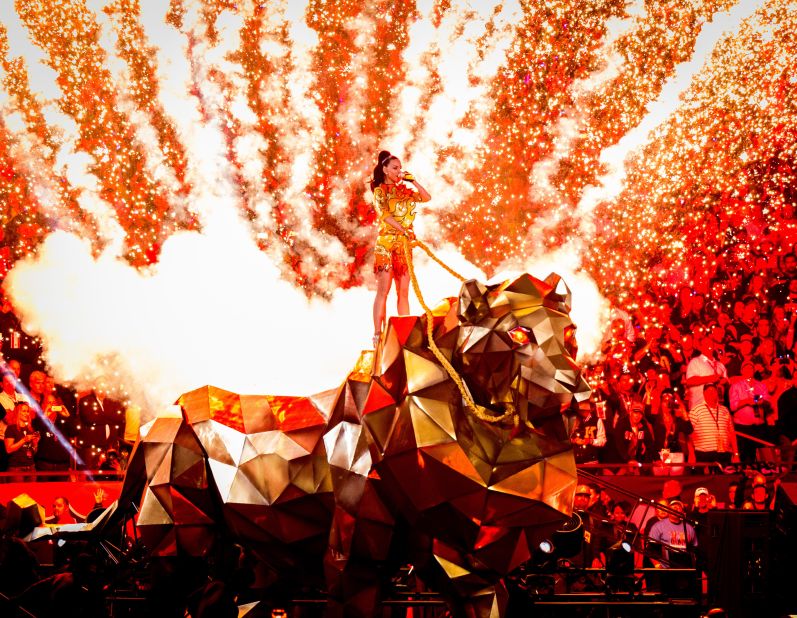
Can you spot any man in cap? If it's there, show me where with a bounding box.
[689,486,715,534]
[571,484,598,569]
[647,498,698,568]
[573,484,592,513]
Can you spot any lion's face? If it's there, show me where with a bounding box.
[456,273,590,428]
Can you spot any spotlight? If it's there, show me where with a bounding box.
[551,512,584,558]
[606,540,634,577]
[538,539,554,554]
[605,539,640,597]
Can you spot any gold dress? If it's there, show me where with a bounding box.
[373,182,419,276]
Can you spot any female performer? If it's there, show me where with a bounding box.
[371,150,431,347]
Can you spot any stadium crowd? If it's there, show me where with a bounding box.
[0,299,133,477]
[0,262,795,480]
[572,235,797,474]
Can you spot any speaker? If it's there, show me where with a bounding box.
[771,478,797,616]
[705,510,771,617]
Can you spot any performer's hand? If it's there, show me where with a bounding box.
[403,171,415,182]
[406,230,416,241]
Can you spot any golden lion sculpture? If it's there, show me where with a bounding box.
[119,273,590,617]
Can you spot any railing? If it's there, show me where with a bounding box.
[0,469,124,482]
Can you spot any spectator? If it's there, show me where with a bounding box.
[587,483,608,519]
[731,297,760,339]
[771,252,797,303]
[572,484,598,568]
[613,402,655,468]
[593,501,641,569]
[725,333,755,376]
[4,401,39,481]
[685,338,728,410]
[0,294,23,361]
[729,360,770,463]
[601,317,634,364]
[27,370,46,409]
[669,286,698,332]
[690,486,715,569]
[573,484,592,514]
[604,373,638,431]
[6,358,21,380]
[0,371,21,417]
[633,325,674,377]
[743,480,774,511]
[642,498,670,538]
[77,389,125,470]
[640,369,668,418]
[752,316,772,346]
[33,393,76,476]
[652,394,694,465]
[753,337,777,376]
[647,498,698,568]
[689,383,738,466]
[717,481,740,509]
[609,500,638,545]
[46,374,77,422]
[48,496,78,525]
[776,367,797,471]
[570,400,606,464]
[745,274,770,312]
[689,487,715,525]
[706,323,728,358]
[771,305,791,348]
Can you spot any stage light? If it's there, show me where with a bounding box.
[551,512,584,558]
[604,538,640,598]
[538,539,554,554]
[606,540,634,577]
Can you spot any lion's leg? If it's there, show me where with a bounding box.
[323,482,396,618]
[414,540,509,618]
[324,420,396,617]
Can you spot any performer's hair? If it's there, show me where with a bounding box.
[370,150,398,190]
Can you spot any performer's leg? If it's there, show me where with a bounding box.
[396,271,410,315]
[373,270,393,344]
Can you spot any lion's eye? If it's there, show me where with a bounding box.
[564,324,578,357]
[508,326,531,346]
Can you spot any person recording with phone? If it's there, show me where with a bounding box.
[370,150,431,348]
[33,392,76,477]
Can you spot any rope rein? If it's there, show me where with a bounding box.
[400,236,519,426]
